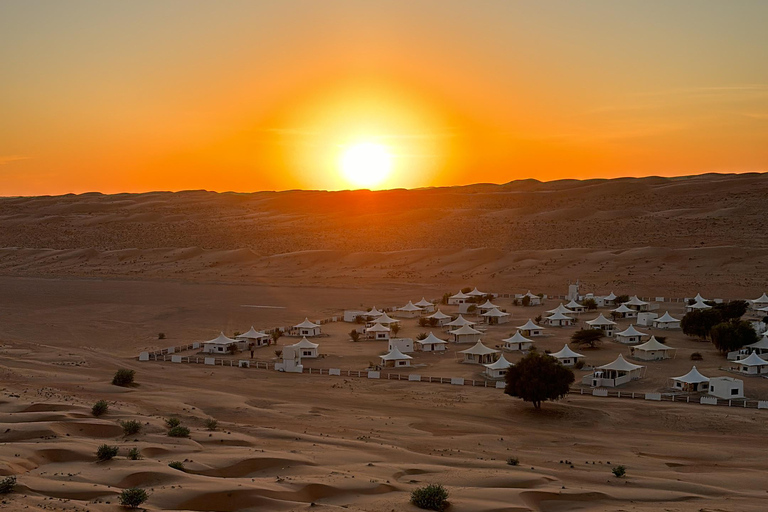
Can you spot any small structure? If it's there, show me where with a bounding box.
[523,291,541,306]
[502,331,534,352]
[343,310,368,322]
[585,355,645,387]
[624,296,651,312]
[546,303,575,316]
[550,344,584,367]
[290,337,319,358]
[276,345,303,373]
[484,355,513,380]
[365,323,391,340]
[415,332,448,352]
[708,376,744,399]
[449,324,483,344]
[686,298,712,312]
[467,287,487,298]
[427,309,452,326]
[517,319,545,337]
[630,336,675,361]
[615,324,648,344]
[445,314,475,329]
[750,293,768,310]
[586,313,617,337]
[544,311,574,327]
[636,312,658,327]
[459,341,499,364]
[366,306,384,319]
[414,297,435,312]
[611,304,637,319]
[565,299,586,313]
[670,366,709,392]
[481,307,511,325]
[293,318,322,337]
[388,337,414,354]
[236,327,270,348]
[477,299,501,312]
[396,301,423,318]
[653,311,681,330]
[732,352,768,375]
[742,336,768,357]
[601,291,618,306]
[370,312,399,327]
[203,332,240,354]
[448,290,471,305]
[380,346,413,368]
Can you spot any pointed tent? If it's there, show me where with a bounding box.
[467,287,486,297]
[292,337,319,349]
[517,319,544,331]
[672,366,709,384]
[734,351,768,366]
[550,344,584,360]
[399,301,423,312]
[484,354,512,370]
[688,299,712,310]
[428,309,451,321]
[415,332,448,348]
[546,311,573,321]
[616,324,647,338]
[502,331,534,351]
[565,299,585,311]
[744,337,768,351]
[481,307,510,318]
[694,293,708,302]
[237,326,269,340]
[653,311,681,329]
[630,336,675,360]
[547,303,575,315]
[611,304,635,314]
[598,354,644,372]
[450,290,471,300]
[414,298,434,308]
[624,295,648,307]
[586,314,616,327]
[459,340,499,364]
[380,346,413,361]
[603,291,617,302]
[366,306,384,317]
[205,332,238,345]
[445,314,475,327]
[294,318,321,329]
[478,299,500,310]
[373,312,399,325]
[366,323,390,333]
[449,324,483,336]
[752,293,768,304]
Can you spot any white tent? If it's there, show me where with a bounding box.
[653,311,681,329]
[546,303,575,315]
[624,295,650,310]
[630,336,675,360]
[694,292,708,303]
[372,312,399,326]
[380,346,413,367]
[478,299,500,311]
[502,331,534,352]
[565,299,586,312]
[670,366,709,392]
[743,336,768,356]
[484,355,513,379]
[751,293,768,309]
[586,314,616,335]
[415,332,448,352]
[467,287,487,297]
[481,307,511,324]
[236,327,270,347]
[202,332,240,354]
[294,318,322,337]
[414,298,435,312]
[366,306,384,318]
[615,324,647,344]
[687,299,712,312]
[445,314,475,328]
[603,291,617,302]
[396,301,424,318]
[545,311,574,327]
[427,309,452,326]
[588,354,645,387]
[611,304,637,318]
[448,290,471,304]
[449,324,483,344]
[517,319,545,336]
[365,323,391,340]
[458,341,499,364]
[291,337,319,358]
[733,351,768,375]
[550,344,584,366]
[523,291,541,305]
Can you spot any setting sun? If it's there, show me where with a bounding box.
[340,142,393,189]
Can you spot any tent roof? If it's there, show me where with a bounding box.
[634,336,673,351]
[546,311,573,321]
[459,340,499,355]
[415,332,448,345]
[445,314,474,327]
[565,300,584,309]
[204,332,238,345]
[598,354,644,371]
[366,306,383,316]
[688,300,712,310]
[611,304,634,313]
[672,366,709,384]
[450,324,483,336]
[503,331,533,344]
[524,290,539,298]
[291,337,319,349]
[547,303,575,315]
[484,355,512,370]
[603,291,617,301]
[467,287,486,296]
[518,319,544,330]
[450,291,470,299]
[294,318,321,329]
[399,301,423,312]
[374,313,398,324]
[482,307,509,317]
[414,298,434,307]
[752,293,768,303]
[366,323,390,332]
[586,313,616,326]
[745,337,768,350]
[237,326,268,339]
[616,324,647,337]
[550,344,584,359]
[735,352,768,366]
[624,295,648,306]
[478,299,499,309]
[655,311,680,323]
[428,309,451,320]
[380,346,413,360]
[694,293,708,302]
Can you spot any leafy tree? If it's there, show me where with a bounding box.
[349,329,360,342]
[441,292,451,304]
[711,321,758,354]
[411,483,449,511]
[92,400,109,417]
[271,330,282,344]
[416,332,428,340]
[119,488,148,508]
[521,296,531,307]
[681,309,723,340]
[112,369,135,387]
[571,329,603,348]
[504,352,575,409]
[713,300,748,321]
[512,298,520,306]
[534,315,542,323]
[583,298,597,310]
[96,444,119,461]
[614,294,629,305]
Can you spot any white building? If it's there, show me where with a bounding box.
[448,291,471,305]
[586,314,617,337]
[458,341,499,365]
[584,355,645,388]
[615,324,647,344]
[427,309,452,326]
[477,299,501,312]
[396,301,423,318]
[565,300,586,313]
[236,327,270,348]
[365,323,391,340]
[481,307,511,325]
[293,318,322,337]
[653,311,681,330]
[708,376,744,399]
[414,298,436,312]
[467,287,487,298]
[522,291,541,306]
[276,345,303,373]
[546,303,575,316]
[636,312,658,327]
[611,304,637,319]
[544,311,574,327]
[449,324,483,344]
[290,337,319,358]
[731,352,768,375]
[388,337,414,354]
[624,295,651,312]
[517,319,545,337]
[549,344,584,367]
[502,331,534,352]
[369,312,399,327]
[630,336,675,361]
[380,346,413,368]
[203,332,240,354]
[415,332,448,352]
[444,314,475,329]
[343,310,368,322]
[484,355,513,380]
[670,366,709,392]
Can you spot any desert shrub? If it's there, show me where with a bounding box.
[521,296,531,307]
[204,418,218,431]
[614,295,629,305]
[271,330,282,343]
[112,369,135,386]
[96,444,119,461]
[158,332,166,340]
[583,298,597,310]
[441,292,451,304]
[411,483,449,511]
[505,352,575,410]
[711,320,758,354]
[168,425,190,438]
[349,329,360,342]
[507,457,519,466]
[571,329,603,348]
[690,352,703,361]
[418,318,429,327]
[274,350,282,358]
[467,305,477,313]
[612,465,626,477]
[416,332,428,340]
[165,417,181,428]
[0,476,16,494]
[118,487,148,508]
[128,447,142,460]
[574,360,585,369]
[168,461,185,471]
[391,324,401,336]
[92,400,109,417]
[534,315,542,323]
[120,420,142,436]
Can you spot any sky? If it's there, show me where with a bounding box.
[1,0,767,195]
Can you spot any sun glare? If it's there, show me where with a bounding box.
[340,142,393,189]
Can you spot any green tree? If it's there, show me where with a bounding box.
[504,352,575,409]
[710,321,759,354]
[713,300,748,321]
[118,488,148,508]
[583,298,597,310]
[614,294,629,305]
[681,309,723,340]
[571,329,604,348]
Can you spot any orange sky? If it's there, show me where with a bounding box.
[1,1,767,195]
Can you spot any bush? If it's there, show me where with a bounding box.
[521,296,531,307]
[507,457,519,466]
[92,400,109,417]
[534,315,542,323]
[96,444,119,461]
[583,298,597,310]
[349,329,360,342]
[614,295,629,305]
[128,447,142,460]
[505,351,575,409]
[612,465,626,478]
[118,487,148,508]
[204,418,218,431]
[682,309,723,340]
[690,352,703,361]
[168,461,185,471]
[391,324,401,336]
[416,332,428,340]
[0,476,16,494]
[571,329,603,348]
[168,425,190,438]
[711,320,759,354]
[112,369,135,387]
[411,483,449,511]
[158,332,166,340]
[165,417,181,428]
[120,420,142,436]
